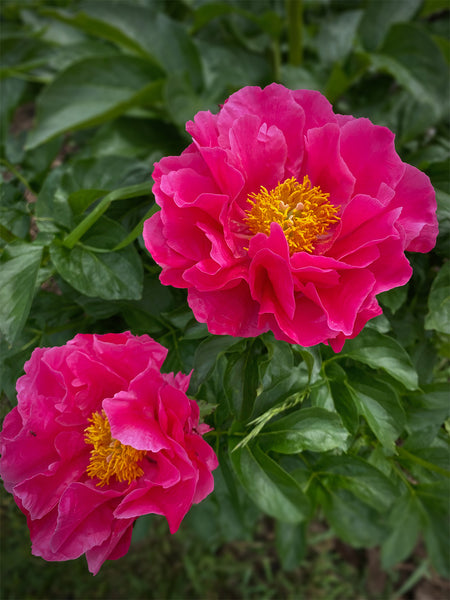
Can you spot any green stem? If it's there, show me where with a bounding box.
[0,158,36,195]
[286,0,303,66]
[112,203,159,251]
[398,446,450,478]
[0,223,19,244]
[62,182,152,249]
[271,38,282,82]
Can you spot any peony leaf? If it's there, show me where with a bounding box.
[318,487,388,548]
[419,481,450,578]
[0,242,43,343]
[358,0,422,51]
[26,55,164,149]
[381,492,422,569]
[329,379,359,434]
[260,407,349,454]
[224,339,262,421]
[188,335,245,394]
[425,261,450,334]
[50,217,143,300]
[36,155,150,234]
[43,3,203,91]
[341,328,419,390]
[315,455,398,512]
[347,376,405,451]
[369,23,448,120]
[229,441,310,523]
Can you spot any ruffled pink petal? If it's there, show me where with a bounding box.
[248,223,296,319]
[330,297,382,351]
[0,421,59,493]
[159,202,213,262]
[338,118,405,196]
[217,83,306,176]
[365,237,412,295]
[389,163,438,252]
[50,482,123,558]
[193,146,244,200]
[264,295,334,347]
[186,109,220,148]
[188,281,264,338]
[304,269,377,335]
[13,431,87,520]
[117,476,197,534]
[227,115,288,198]
[186,434,218,503]
[105,386,170,454]
[292,89,337,131]
[85,519,134,575]
[143,212,191,287]
[162,370,191,394]
[304,122,355,206]
[183,257,248,292]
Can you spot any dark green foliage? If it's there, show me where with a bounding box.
[0,0,449,593]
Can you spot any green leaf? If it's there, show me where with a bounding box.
[341,328,419,390]
[405,383,450,435]
[294,344,322,384]
[318,487,387,548]
[224,340,261,421]
[0,242,43,343]
[316,9,363,65]
[378,283,409,314]
[0,182,30,240]
[358,0,422,51]
[417,481,450,578]
[252,362,309,419]
[80,117,182,160]
[329,380,359,434]
[381,492,423,569]
[45,3,203,90]
[425,261,450,334]
[369,23,449,121]
[261,407,349,454]
[316,455,397,512]
[50,217,143,300]
[26,55,164,149]
[164,72,215,131]
[347,375,406,450]
[189,335,244,394]
[230,441,310,523]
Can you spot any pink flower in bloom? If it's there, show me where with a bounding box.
[143,84,438,350]
[0,332,218,574]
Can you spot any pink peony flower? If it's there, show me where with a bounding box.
[143,84,438,350]
[0,332,218,574]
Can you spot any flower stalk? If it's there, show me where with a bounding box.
[63,182,152,249]
[286,0,303,66]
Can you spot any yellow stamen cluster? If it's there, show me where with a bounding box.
[245,176,340,254]
[84,410,145,487]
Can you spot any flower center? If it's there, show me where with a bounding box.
[84,410,145,487]
[244,176,340,254]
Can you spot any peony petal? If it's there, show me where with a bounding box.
[85,519,134,575]
[248,223,296,319]
[217,83,306,176]
[304,122,355,206]
[338,118,405,196]
[50,482,123,558]
[390,163,438,252]
[188,281,264,337]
